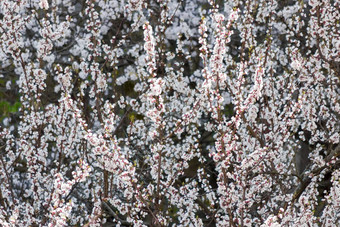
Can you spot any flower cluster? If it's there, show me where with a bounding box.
[0,0,339,226]
[143,22,157,76]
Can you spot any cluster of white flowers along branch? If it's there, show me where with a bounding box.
[0,0,339,226]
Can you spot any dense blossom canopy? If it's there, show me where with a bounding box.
[0,0,339,226]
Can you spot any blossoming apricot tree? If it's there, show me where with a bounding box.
[0,0,339,226]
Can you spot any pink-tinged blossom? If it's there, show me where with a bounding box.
[143,22,157,76]
[243,63,264,109]
[55,65,73,92]
[261,215,281,227]
[291,59,302,71]
[39,0,49,10]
